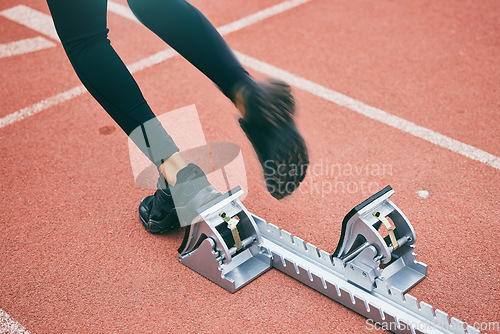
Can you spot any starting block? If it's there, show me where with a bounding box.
[178,187,271,292]
[178,186,480,334]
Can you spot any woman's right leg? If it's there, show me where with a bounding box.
[127,0,309,200]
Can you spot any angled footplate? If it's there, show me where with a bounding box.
[332,185,427,293]
[178,187,272,292]
[178,186,479,334]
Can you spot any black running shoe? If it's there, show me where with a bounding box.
[237,79,309,199]
[169,163,221,226]
[139,176,180,234]
[139,164,220,233]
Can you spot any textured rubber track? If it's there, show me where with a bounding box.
[0,0,498,333]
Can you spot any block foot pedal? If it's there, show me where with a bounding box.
[178,187,271,292]
[332,186,427,293]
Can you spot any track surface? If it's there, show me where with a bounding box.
[1,0,499,333]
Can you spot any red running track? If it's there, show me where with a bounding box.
[1,0,499,333]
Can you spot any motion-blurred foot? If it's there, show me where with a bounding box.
[236,79,309,199]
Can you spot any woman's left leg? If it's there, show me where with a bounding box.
[127,0,254,102]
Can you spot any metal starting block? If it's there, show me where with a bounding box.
[332,186,427,293]
[178,186,480,334]
[178,187,272,292]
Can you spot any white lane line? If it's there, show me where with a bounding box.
[107,1,138,22]
[0,308,31,334]
[0,0,311,129]
[216,0,311,35]
[0,5,59,41]
[126,49,178,74]
[106,0,311,34]
[0,36,56,59]
[0,86,87,128]
[234,51,500,170]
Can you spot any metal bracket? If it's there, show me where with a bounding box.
[178,187,272,292]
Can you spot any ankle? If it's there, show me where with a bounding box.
[234,87,246,117]
[231,80,257,118]
[159,152,187,186]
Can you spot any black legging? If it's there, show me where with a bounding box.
[46,0,253,166]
